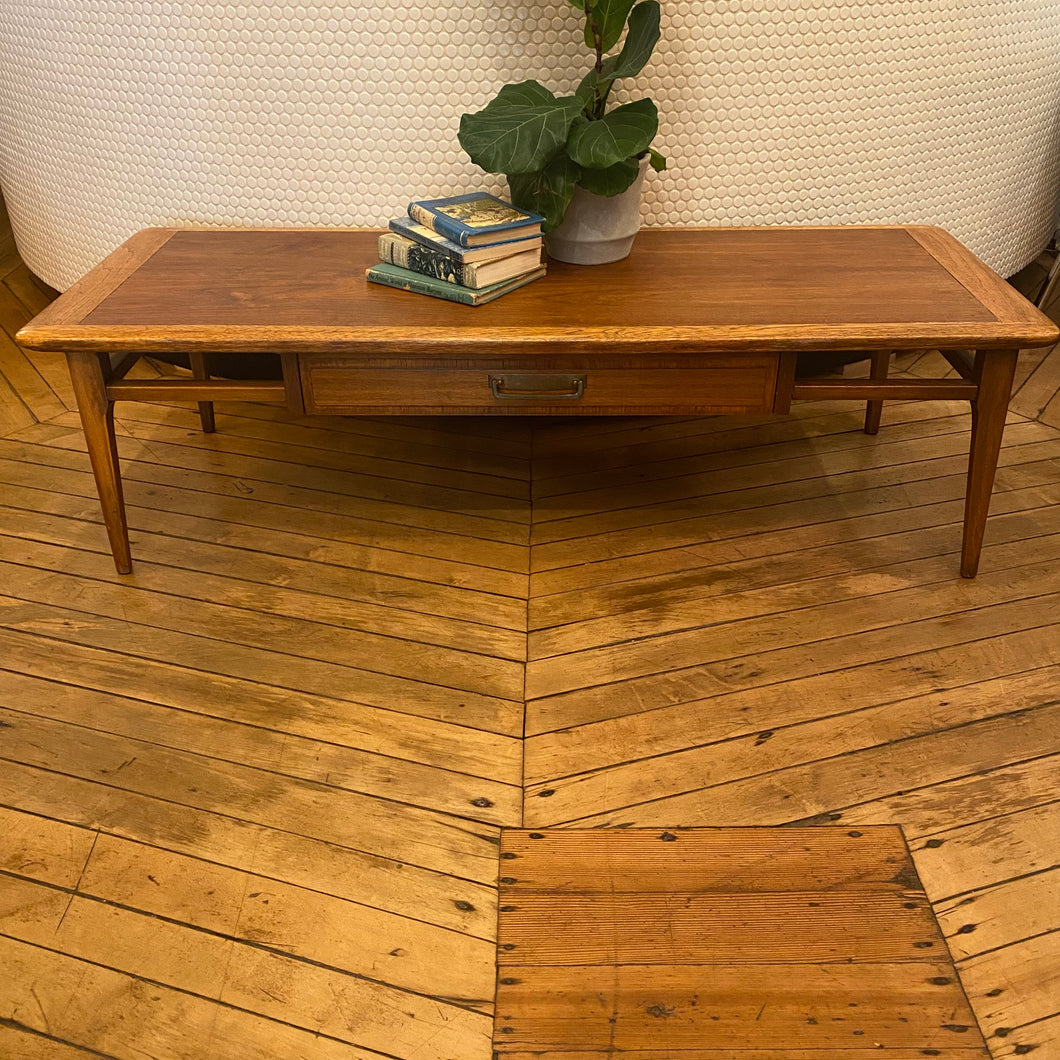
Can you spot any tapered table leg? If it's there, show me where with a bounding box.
[66,350,132,574]
[188,351,216,432]
[863,349,891,434]
[961,347,1019,578]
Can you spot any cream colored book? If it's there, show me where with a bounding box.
[378,233,543,289]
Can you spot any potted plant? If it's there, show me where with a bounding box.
[458,0,666,263]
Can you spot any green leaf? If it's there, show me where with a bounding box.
[491,80,556,107]
[607,0,661,80]
[566,98,658,169]
[508,154,581,233]
[576,156,641,196]
[648,147,667,171]
[458,81,585,176]
[583,0,638,53]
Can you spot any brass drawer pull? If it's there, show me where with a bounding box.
[489,373,587,400]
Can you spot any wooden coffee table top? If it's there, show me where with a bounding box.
[18,226,1058,357]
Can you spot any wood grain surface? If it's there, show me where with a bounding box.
[17,226,1058,354]
[494,827,988,1057]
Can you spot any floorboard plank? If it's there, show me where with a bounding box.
[0,482,528,598]
[0,360,33,437]
[986,1012,1060,1059]
[532,438,1060,584]
[526,596,1060,733]
[531,400,974,483]
[532,697,1060,830]
[3,263,54,316]
[0,1023,115,1060]
[0,567,524,706]
[525,423,1055,555]
[533,405,980,501]
[0,805,95,888]
[0,277,75,409]
[529,468,1060,603]
[531,517,1060,654]
[35,415,535,531]
[908,801,1060,901]
[523,669,1060,822]
[0,934,416,1060]
[954,932,1060,1046]
[1010,338,1060,421]
[0,326,65,423]
[525,654,1060,786]
[528,551,1060,694]
[1,822,496,1011]
[9,423,533,547]
[935,866,1060,960]
[823,753,1060,842]
[0,596,523,734]
[0,709,504,882]
[0,442,531,578]
[0,519,526,657]
[0,628,521,779]
[0,761,495,936]
[0,674,520,823]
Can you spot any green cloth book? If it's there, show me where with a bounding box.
[365,262,547,305]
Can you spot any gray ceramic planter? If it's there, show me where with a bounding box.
[544,160,650,265]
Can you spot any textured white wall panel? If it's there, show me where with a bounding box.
[1,1,1059,289]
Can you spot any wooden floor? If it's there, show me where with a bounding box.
[1,210,1059,1060]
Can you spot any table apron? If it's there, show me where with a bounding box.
[294,353,789,416]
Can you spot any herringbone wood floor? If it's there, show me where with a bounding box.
[1,205,1058,1060]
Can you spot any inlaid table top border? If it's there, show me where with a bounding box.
[18,225,1059,355]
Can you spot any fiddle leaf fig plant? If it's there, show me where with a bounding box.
[458,0,666,232]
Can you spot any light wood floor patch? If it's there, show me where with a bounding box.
[493,827,988,1057]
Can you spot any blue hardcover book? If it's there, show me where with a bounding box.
[407,192,544,248]
[388,216,542,263]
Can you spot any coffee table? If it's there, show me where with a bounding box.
[17,226,1057,577]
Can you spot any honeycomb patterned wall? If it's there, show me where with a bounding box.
[1,1,1059,290]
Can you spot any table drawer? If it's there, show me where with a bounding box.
[299,356,782,415]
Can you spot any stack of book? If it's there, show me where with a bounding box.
[366,192,547,306]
